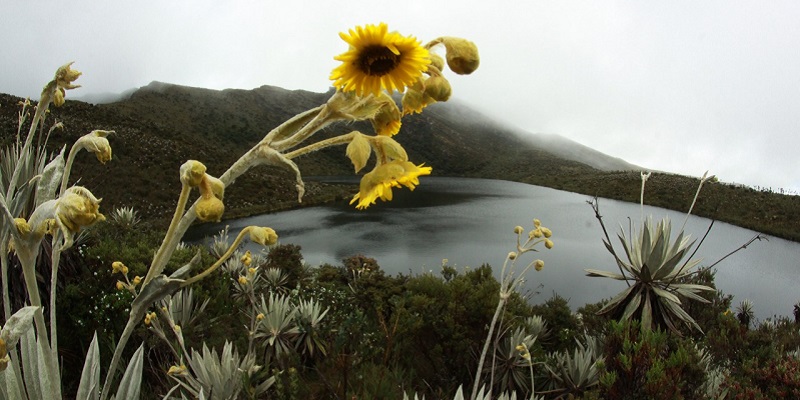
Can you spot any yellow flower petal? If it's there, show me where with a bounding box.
[331,22,430,97]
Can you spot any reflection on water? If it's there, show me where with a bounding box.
[187,177,800,319]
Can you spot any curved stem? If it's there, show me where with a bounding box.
[49,232,63,374]
[6,87,53,200]
[271,107,336,152]
[181,227,252,287]
[262,106,324,145]
[284,131,358,160]
[99,315,139,400]
[144,183,191,286]
[19,251,62,398]
[59,140,83,194]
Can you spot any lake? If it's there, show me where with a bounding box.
[187,177,800,320]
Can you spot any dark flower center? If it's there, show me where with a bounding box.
[358,45,400,76]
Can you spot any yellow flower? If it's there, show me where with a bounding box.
[439,37,480,75]
[540,227,553,238]
[167,364,188,376]
[77,130,113,164]
[54,186,105,248]
[195,196,224,222]
[238,276,248,285]
[115,281,125,290]
[144,311,157,326]
[256,313,265,321]
[180,160,207,187]
[132,276,142,286]
[241,250,252,267]
[350,160,432,209]
[112,261,127,274]
[330,22,430,97]
[249,226,278,246]
[371,99,403,136]
[514,226,524,234]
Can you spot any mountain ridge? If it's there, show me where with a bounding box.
[1,83,798,241]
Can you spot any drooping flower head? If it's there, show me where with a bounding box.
[330,23,430,97]
[53,186,105,249]
[350,160,432,209]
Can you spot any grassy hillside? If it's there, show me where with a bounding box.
[1,84,798,241]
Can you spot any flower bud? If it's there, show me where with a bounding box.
[112,261,126,274]
[545,239,554,249]
[256,313,265,321]
[249,226,278,246]
[540,227,552,238]
[195,196,224,222]
[534,259,544,271]
[77,130,114,164]
[514,226,524,234]
[55,186,105,234]
[0,337,7,359]
[423,75,452,102]
[167,364,188,376]
[441,37,480,75]
[132,276,142,286]
[238,276,248,285]
[241,250,252,267]
[429,53,445,71]
[508,251,517,260]
[180,160,207,187]
[13,218,31,237]
[371,98,403,136]
[55,62,82,89]
[53,88,66,107]
[116,281,125,290]
[533,219,541,228]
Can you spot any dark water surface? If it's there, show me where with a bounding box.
[188,177,799,319]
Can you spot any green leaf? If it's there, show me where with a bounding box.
[598,285,637,315]
[641,294,653,331]
[0,356,26,400]
[584,269,626,280]
[652,286,681,304]
[114,344,144,400]
[76,332,101,400]
[621,287,643,321]
[0,306,39,348]
[345,132,372,173]
[674,288,711,303]
[34,146,65,208]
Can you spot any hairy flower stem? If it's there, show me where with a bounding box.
[284,131,358,160]
[182,227,252,286]
[49,233,63,368]
[59,139,87,194]
[1,233,10,321]
[471,255,513,400]
[144,183,191,285]
[270,106,338,152]
[5,95,51,201]
[18,251,62,398]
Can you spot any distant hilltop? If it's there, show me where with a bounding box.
[1,83,798,241]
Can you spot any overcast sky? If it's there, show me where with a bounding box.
[2,1,799,192]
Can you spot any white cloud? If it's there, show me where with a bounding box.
[2,0,799,191]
